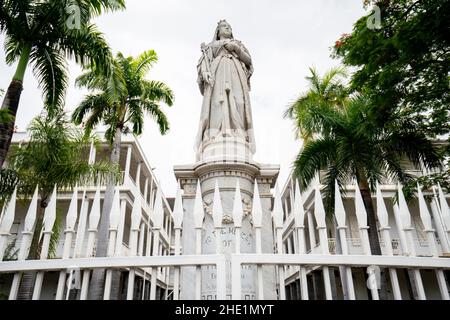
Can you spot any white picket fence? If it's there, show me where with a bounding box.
[0,179,449,300]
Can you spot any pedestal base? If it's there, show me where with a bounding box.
[174,160,279,300]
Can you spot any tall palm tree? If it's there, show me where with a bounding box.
[0,0,126,168]
[6,111,119,298]
[286,68,442,298]
[72,50,174,299]
[285,67,348,143]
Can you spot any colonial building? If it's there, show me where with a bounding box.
[0,132,175,300]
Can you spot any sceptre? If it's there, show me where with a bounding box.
[200,42,214,86]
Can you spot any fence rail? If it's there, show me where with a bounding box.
[0,178,449,300]
[0,253,448,300]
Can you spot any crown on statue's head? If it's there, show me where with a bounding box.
[217,19,229,26]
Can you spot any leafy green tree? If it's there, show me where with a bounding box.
[0,0,126,168]
[285,67,348,143]
[72,50,174,299]
[333,0,449,139]
[286,68,442,298]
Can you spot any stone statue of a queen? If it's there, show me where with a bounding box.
[195,20,256,158]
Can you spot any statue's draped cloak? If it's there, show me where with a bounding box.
[195,39,256,154]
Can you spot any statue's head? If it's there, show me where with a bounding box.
[214,20,233,40]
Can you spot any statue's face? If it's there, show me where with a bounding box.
[218,22,232,39]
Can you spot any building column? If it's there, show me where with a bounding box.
[124,145,132,184]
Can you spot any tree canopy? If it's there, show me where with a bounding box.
[333,0,449,139]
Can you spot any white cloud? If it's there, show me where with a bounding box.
[0,0,366,196]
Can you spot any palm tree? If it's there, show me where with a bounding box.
[72,50,174,299]
[6,110,119,298]
[0,0,126,168]
[286,68,442,298]
[285,67,348,143]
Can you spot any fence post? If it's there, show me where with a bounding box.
[172,181,184,300]
[398,183,426,300]
[193,181,205,300]
[0,186,17,261]
[32,185,57,300]
[417,184,449,300]
[79,187,101,300]
[103,187,121,300]
[314,186,332,300]
[9,186,38,300]
[150,187,164,300]
[127,193,142,300]
[273,183,286,300]
[334,181,356,300]
[56,187,79,300]
[354,183,379,300]
[375,182,402,300]
[252,180,264,300]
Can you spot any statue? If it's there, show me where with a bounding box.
[195,20,256,157]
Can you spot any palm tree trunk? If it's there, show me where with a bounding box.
[88,128,122,300]
[358,178,389,300]
[0,44,32,168]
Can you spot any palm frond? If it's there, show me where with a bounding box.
[294,137,337,189]
[4,34,22,65]
[0,168,19,205]
[75,69,107,91]
[85,0,126,16]
[8,111,120,198]
[60,24,113,74]
[132,50,158,78]
[74,50,174,142]
[140,100,170,134]
[31,45,68,115]
[141,80,174,106]
[72,93,110,136]
[127,99,144,135]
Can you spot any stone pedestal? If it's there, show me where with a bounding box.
[174,160,279,300]
[197,136,253,163]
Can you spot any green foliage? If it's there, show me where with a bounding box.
[286,68,443,213]
[5,111,120,259]
[72,50,175,144]
[7,111,121,199]
[0,168,19,205]
[332,0,449,139]
[0,0,125,115]
[401,166,450,201]
[284,67,348,143]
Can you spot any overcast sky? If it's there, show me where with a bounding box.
[0,0,367,197]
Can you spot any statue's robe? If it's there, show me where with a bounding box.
[195,39,256,154]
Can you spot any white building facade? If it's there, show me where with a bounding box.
[0,130,449,300]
